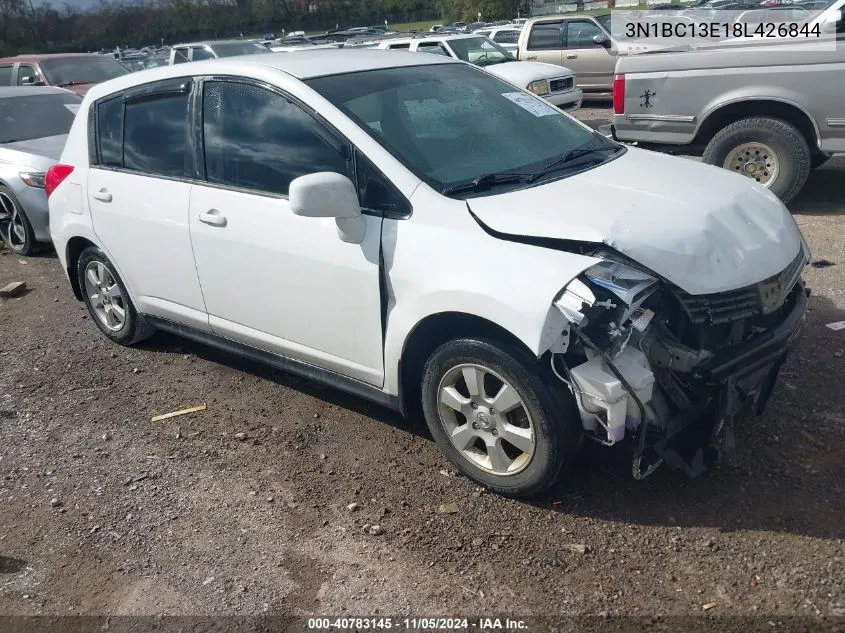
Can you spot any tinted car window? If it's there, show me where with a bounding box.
[123,92,189,177]
[39,56,128,86]
[527,22,563,49]
[172,48,190,64]
[417,42,450,56]
[208,42,271,57]
[0,65,12,86]
[494,30,521,44]
[191,47,214,61]
[16,64,38,86]
[0,93,82,144]
[566,21,605,47]
[97,97,122,167]
[202,81,349,196]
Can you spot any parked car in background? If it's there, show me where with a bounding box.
[517,13,664,92]
[0,86,82,254]
[48,50,809,497]
[474,26,524,52]
[169,40,271,64]
[466,22,487,32]
[611,10,844,202]
[377,34,582,110]
[0,54,129,95]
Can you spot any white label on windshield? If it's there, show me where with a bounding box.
[64,104,80,114]
[501,91,558,117]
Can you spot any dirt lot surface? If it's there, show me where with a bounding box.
[1,105,844,625]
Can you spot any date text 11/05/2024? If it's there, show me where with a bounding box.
[625,21,823,39]
[307,618,528,630]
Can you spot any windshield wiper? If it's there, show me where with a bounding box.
[55,80,92,88]
[442,171,531,196]
[527,144,623,183]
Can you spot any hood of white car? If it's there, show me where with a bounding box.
[466,147,805,295]
[485,61,573,84]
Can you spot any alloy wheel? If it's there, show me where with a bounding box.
[436,363,536,476]
[0,192,28,252]
[83,261,127,332]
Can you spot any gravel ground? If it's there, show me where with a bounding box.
[0,105,843,623]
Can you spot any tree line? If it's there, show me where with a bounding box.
[0,0,524,55]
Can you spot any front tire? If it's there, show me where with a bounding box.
[0,186,39,256]
[77,247,154,345]
[702,117,811,204]
[420,338,577,498]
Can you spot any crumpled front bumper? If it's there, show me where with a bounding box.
[643,283,809,478]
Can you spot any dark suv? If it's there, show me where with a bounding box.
[0,54,129,95]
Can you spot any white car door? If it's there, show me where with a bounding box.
[86,79,210,331]
[188,79,385,385]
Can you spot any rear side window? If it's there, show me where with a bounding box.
[494,31,520,44]
[173,48,189,64]
[191,47,214,61]
[0,65,12,85]
[123,93,189,177]
[97,97,123,167]
[94,86,189,177]
[387,43,410,49]
[201,81,349,196]
[527,22,563,50]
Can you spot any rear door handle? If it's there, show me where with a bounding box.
[198,209,227,227]
[92,189,112,203]
[566,53,578,59]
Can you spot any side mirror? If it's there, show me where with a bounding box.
[821,9,842,33]
[20,75,43,86]
[289,172,366,244]
[593,33,610,46]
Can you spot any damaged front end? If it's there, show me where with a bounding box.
[548,249,809,479]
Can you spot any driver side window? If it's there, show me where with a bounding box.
[16,64,38,86]
[565,21,605,48]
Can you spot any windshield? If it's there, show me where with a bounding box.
[0,93,82,144]
[210,42,272,57]
[306,64,616,196]
[40,56,129,86]
[447,37,513,65]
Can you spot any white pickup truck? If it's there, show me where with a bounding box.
[611,2,844,203]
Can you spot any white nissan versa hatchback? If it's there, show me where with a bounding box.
[48,50,810,498]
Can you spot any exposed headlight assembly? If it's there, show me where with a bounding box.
[526,79,550,96]
[19,171,46,188]
[555,260,658,327]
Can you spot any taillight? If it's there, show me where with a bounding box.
[45,164,74,198]
[612,74,625,115]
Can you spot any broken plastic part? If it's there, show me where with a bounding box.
[554,278,596,325]
[583,260,658,307]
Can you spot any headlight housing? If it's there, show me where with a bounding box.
[555,260,658,327]
[526,79,550,96]
[19,171,46,188]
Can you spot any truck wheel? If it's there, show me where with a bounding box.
[702,117,810,204]
[420,338,578,498]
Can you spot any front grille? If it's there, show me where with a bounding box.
[673,249,806,325]
[550,77,573,93]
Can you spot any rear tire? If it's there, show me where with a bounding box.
[77,247,155,346]
[702,117,810,204]
[0,186,40,256]
[420,338,577,498]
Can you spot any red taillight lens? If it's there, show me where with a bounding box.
[612,74,625,115]
[45,164,74,198]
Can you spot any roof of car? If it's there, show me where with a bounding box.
[83,50,458,101]
[0,86,76,98]
[172,40,265,47]
[382,33,487,43]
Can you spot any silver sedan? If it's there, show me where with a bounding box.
[0,86,81,255]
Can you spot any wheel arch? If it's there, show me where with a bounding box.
[65,236,98,301]
[693,98,820,152]
[397,311,543,420]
